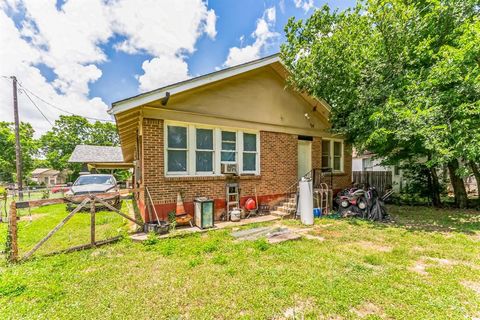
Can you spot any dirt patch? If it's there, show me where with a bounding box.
[280,299,315,319]
[19,213,46,221]
[462,281,480,295]
[320,229,343,239]
[409,259,428,275]
[412,246,426,252]
[409,256,460,276]
[291,227,326,241]
[471,233,480,242]
[303,234,326,241]
[356,241,392,252]
[351,302,386,318]
[426,257,456,266]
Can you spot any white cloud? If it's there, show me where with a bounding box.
[110,0,216,57]
[279,0,286,14]
[137,56,190,92]
[204,9,217,39]
[223,7,279,67]
[0,0,217,135]
[293,0,315,12]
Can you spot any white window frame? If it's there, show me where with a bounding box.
[220,130,237,165]
[240,132,259,174]
[194,126,215,175]
[165,124,189,175]
[321,138,344,173]
[164,121,260,177]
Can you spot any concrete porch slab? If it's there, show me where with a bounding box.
[130,214,281,242]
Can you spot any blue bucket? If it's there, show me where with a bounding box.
[313,208,322,218]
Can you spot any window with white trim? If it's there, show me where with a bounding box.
[165,122,259,176]
[221,131,236,163]
[242,133,257,172]
[321,139,344,172]
[166,125,188,173]
[196,128,214,173]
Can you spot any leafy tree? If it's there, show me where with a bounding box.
[40,115,90,173]
[282,0,480,207]
[40,115,119,181]
[88,121,120,146]
[0,122,37,183]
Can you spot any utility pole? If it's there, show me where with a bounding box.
[12,76,23,201]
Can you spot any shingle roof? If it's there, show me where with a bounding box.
[31,168,59,176]
[68,145,124,163]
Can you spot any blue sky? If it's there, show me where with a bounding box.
[88,0,356,106]
[0,0,356,134]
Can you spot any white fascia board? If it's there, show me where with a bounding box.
[109,55,281,115]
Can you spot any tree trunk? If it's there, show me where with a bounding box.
[430,167,442,207]
[470,162,480,199]
[447,160,468,208]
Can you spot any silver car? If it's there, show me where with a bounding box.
[65,174,120,210]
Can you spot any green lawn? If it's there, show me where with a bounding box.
[1,204,479,319]
[0,202,130,256]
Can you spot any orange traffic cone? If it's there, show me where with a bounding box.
[176,192,186,216]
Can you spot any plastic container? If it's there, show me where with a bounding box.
[144,221,170,235]
[230,207,241,221]
[313,208,322,218]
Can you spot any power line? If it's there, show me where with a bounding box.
[15,81,115,123]
[19,88,53,126]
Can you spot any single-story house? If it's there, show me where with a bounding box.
[109,54,352,222]
[31,168,66,187]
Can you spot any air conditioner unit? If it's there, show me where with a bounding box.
[221,163,238,174]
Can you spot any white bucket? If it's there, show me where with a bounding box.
[299,180,314,225]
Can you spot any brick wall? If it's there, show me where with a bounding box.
[140,118,352,222]
[141,118,298,221]
[311,137,353,192]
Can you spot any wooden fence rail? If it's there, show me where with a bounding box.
[352,171,393,195]
[5,191,145,263]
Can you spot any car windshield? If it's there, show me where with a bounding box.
[74,175,114,186]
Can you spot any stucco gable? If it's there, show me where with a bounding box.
[145,65,330,130]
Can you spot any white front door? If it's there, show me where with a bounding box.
[297,140,312,179]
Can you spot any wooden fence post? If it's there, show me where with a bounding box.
[90,196,96,246]
[22,197,90,261]
[6,201,18,263]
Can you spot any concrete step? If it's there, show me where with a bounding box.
[285,202,296,208]
[270,210,291,218]
[277,206,297,214]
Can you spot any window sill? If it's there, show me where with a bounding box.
[164,174,261,182]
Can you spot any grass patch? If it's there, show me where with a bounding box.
[0,202,129,256]
[0,205,479,318]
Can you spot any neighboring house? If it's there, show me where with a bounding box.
[352,152,404,192]
[109,54,352,222]
[31,168,66,187]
